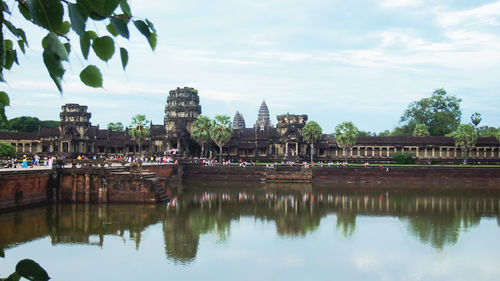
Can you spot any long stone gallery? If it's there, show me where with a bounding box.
[1,87,499,164]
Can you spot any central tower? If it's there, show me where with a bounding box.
[254,100,273,132]
[164,87,201,153]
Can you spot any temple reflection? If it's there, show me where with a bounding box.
[1,183,499,263]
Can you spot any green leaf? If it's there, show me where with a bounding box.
[56,21,71,35]
[92,36,115,62]
[18,40,26,54]
[80,65,102,88]
[43,32,68,61]
[5,272,21,281]
[16,29,28,46]
[64,43,71,55]
[1,1,11,14]
[18,1,31,21]
[79,31,96,60]
[3,20,19,37]
[26,0,63,31]
[43,50,65,92]
[68,3,86,36]
[148,33,157,51]
[133,20,151,38]
[110,18,129,39]
[106,23,118,37]
[15,259,50,281]
[145,19,156,34]
[0,247,5,257]
[120,47,128,70]
[120,0,131,16]
[4,49,16,70]
[88,0,120,18]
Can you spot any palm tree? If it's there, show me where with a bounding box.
[209,115,233,164]
[129,114,150,157]
[334,121,359,163]
[302,121,322,163]
[191,116,212,158]
[447,124,477,165]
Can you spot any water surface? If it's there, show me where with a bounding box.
[1,182,500,281]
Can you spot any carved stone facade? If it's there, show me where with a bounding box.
[164,87,201,154]
[1,87,499,164]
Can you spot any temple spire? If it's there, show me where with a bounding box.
[233,111,246,130]
[254,100,273,132]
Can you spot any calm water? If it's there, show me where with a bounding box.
[1,182,500,281]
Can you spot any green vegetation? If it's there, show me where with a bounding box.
[0,116,58,132]
[209,115,232,163]
[129,114,150,156]
[107,122,124,132]
[334,121,359,163]
[302,121,322,163]
[0,141,15,157]
[392,152,413,164]
[191,116,212,158]
[0,0,157,123]
[447,124,478,165]
[470,112,481,131]
[399,88,462,136]
[412,123,430,137]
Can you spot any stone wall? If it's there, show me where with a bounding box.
[0,170,50,210]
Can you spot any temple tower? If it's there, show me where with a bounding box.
[59,104,92,154]
[164,87,202,153]
[254,100,273,132]
[233,111,246,130]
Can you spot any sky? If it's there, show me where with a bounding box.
[2,0,500,133]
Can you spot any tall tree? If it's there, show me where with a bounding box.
[0,0,157,123]
[470,112,481,131]
[400,89,462,136]
[191,116,211,158]
[209,115,232,164]
[413,123,430,137]
[107,122,124,132]
[447,124,478,165]
[302,121,322,163]
[129,115,149,156]
[334,121,359,163]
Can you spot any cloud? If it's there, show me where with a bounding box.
[436,1,500,27]
[379,0,425,8]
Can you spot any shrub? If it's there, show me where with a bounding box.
[392,152,413,164]
[0,142,16,158]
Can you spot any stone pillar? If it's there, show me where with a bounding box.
[371,147,374,157]
[416,147,419,158]
[454,148,457,158]
[424,148,428,158]
[432,148,435,158]
[364,147,367,157]
[285,142,289,156]
[295,143,298,155]
[447,148,450,158]
[484,147,487,158]
[84,174,90,203]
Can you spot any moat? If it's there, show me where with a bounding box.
[1,182,500,281]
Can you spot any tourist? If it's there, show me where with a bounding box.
[21,155,28,168]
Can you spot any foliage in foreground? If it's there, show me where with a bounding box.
[1,248,50,281]
[0,0,157,122]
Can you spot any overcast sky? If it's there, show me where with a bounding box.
[2,0,499,133]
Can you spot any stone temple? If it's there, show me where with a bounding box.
[1,86,499,164]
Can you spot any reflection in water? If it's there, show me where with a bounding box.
[1,182,499,264]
